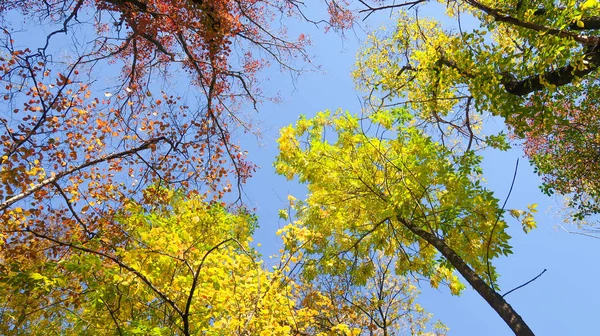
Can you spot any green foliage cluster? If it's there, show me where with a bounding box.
[276,109,511,292]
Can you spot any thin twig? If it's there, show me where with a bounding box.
[502,269,547,298]
[486,159,519,289]
[560,225,600,240]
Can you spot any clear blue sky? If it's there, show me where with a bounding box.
[241,3,600,335]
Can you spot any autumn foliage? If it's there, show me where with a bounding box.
[519,98,600,218]
[4,0,600,335]
[0,1,357,333]
[0,0,354,265]
[0,186,441,335]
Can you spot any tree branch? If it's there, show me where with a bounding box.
[502,48,600,96]
[183,238,251,336]
[23,228,185,324]
[464,0,599,46]
[570,16,600,30]
[486,159,518,289]
[0,137,166,213]
[358,0,427,20]
[502,269,547,298]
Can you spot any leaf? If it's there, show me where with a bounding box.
[522,216,537,233]
[509,209,524,220]
[527,203,538,213]
[29,273,46,281]
[582,0,598,10]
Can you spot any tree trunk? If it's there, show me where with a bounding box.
[397,216,535,336]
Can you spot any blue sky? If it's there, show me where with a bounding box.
[240,4,600,335]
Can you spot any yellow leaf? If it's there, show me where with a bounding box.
[582,0,598,10]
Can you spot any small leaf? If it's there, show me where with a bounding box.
[582,0,598,10]
[508,209,524,219]
[278,209,289,220]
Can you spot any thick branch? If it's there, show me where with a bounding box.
[464,0,599,46]
[102,0,148,11]
[362,1,600,96]
[570,16,600,30]
[397,216,535,336]
[503,50,600,96]
[438,44,600,96]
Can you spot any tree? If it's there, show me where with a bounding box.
[275,109,535,335]
[1,187,281,335]
[277,206,447,335]
[352,0,600,219]
[0,2,451,335]
[1,187,283,334]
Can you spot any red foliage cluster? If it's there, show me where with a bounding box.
[520,98,600,217]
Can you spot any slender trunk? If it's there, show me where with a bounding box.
[397,216,535,336]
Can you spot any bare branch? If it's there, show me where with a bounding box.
[502,269,547,298]
[485,159,518,289]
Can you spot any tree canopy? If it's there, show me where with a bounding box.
[1,0,600,335]
[1,186,440,335]
[353,0,600,219]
